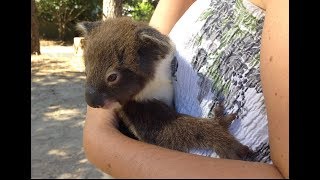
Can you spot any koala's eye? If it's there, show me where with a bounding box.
[107,74,117,82]
[106,71,120,84]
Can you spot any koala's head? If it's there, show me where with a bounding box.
[77,17,173,108]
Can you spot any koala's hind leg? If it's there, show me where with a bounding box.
[154,104,252,160]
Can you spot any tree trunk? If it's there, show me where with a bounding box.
[57,22,66,41]
[103,0,123,20]
[31,0,40,55]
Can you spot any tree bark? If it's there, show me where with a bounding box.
[103,0,123,20]
[31,0,40,55]
[57,22,66,41]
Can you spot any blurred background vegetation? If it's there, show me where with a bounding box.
[32,0,159,53]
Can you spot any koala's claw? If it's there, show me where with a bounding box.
[214,103,225,118]
[213,103,238,129]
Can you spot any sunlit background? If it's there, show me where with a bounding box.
[31,0,159,178]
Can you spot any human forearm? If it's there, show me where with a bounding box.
[84,107,283,178]
[149,0,196,35]
[260,0,289,178]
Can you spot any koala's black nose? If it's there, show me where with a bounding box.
[85,86,104,108]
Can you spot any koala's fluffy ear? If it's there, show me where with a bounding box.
[137,28,171,51]
[76,21,102,36]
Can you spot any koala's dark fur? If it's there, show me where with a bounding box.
[77,17,252,160]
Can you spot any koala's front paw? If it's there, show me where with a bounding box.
[213,103,237,129]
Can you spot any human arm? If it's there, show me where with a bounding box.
[149,0,196,35]
[259,0,289,178]
[84,106,283,178]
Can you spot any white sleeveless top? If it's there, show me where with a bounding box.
[169,0,271,163]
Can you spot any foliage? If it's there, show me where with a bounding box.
[35,0,158,41]
[37,0,102,22]
[123,0,159,22]
[36,0,102,40]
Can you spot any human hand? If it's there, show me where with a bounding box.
[85,102,122,129]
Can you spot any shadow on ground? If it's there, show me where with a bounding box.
[31,46,113,179]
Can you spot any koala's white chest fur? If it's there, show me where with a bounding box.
[133,49,175,106]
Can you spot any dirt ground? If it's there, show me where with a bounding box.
[31,41,113,179]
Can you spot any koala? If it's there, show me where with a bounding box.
[77,17,252,160]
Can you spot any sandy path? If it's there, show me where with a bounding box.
[31,44,113,179]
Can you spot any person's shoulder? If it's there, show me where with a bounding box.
[248,0,266,10]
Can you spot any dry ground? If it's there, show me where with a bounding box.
[31,41,113,179]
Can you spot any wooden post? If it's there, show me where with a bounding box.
[73,37,85,56]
